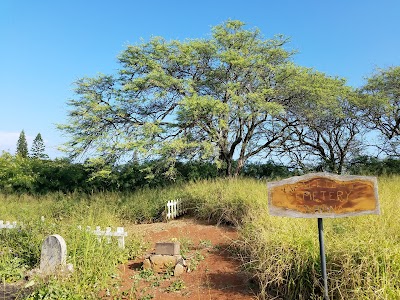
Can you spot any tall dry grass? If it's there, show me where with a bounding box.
[236,176,400,299]
[1,176,399,299]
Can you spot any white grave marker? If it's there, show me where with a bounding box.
[40,234,67,274]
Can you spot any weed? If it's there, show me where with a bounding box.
[199,239,212,249]
[166,279,186,292]
[175,237,193,258]
[187,250,205,271]
[139,294,154,300]
[138,268,154,280]
[0,255,27,282]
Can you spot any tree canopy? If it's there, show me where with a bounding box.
[360,66,400,156]
[60,20,387,176]
[281,68,365,174]
[60,20,300,176]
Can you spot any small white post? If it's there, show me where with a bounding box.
[166,201,171,220]
[94,226,103,242]
[173,199,177,218]
[116,227,126,249]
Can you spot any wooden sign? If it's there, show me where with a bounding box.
[268,173,380,218]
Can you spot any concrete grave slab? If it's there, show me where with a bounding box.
[155,242,180,255]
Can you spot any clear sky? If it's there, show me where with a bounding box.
[1,0,399,158]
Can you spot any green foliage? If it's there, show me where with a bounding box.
[16,130,29,158]
[166,279,186,292]
[360,66,400,155]
[0,255,27,282]
[242,161,292,179]
[31,133,48,160]
[31,158,88,193]
[0,153,88,194]
[347,155,400,175]
[26,281,72,300]
[281,68,365,174]
[60,19,297,176]
[117,186,180,223]
[1,176,400,299]
[0,152,37,193]
[180,177,267,226]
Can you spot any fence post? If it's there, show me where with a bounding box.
[116,227,127,249]
[166,200,172,220]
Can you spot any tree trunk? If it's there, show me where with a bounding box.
[234,158,245,177]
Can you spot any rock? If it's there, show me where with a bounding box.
[177,257,186,267]
[150,254,181,273]
[174,263,185,276]
[143,258,152,270]
[142,253,187,275]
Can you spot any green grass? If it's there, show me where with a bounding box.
[0,193,146,299]
[1,176,400,299]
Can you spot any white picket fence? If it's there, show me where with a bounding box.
[77,225,128,249]
[166,198,187,220]
[0,219,127,249]
[0,220,18,229]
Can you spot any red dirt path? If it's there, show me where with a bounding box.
[114,217,258,300]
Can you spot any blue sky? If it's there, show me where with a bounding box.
[1,0,399,158]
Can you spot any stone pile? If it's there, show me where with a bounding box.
[143,242,187,276]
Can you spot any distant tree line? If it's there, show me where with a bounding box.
[2,148,400,194]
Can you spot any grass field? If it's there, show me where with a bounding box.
[1,176,399,299]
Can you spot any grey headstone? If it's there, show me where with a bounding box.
[155,242,180,255]
[40,234,67,274]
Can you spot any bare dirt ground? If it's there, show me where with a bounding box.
[114,217,258,300]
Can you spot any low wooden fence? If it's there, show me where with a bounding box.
[0,220,18,229]
[77,225,128,249]
[166,198,187,220]
[0,219,127,249]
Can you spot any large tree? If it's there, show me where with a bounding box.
[360,66,400,156]
[280,68,366,174]
[16,130,28,158]
[60,20,297,176]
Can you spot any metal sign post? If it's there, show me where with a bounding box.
[318,218,329,300]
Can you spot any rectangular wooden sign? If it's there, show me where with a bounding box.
[268,173,380,218]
